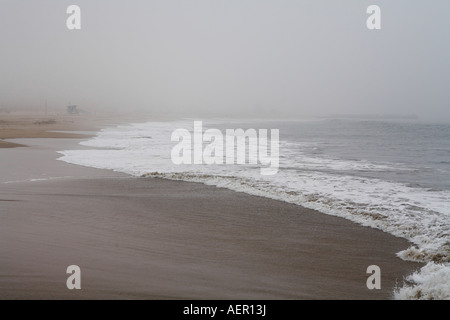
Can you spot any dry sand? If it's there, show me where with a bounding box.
[0,111,140,147]
[0,115,422,300]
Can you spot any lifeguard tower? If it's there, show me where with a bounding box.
[67,105,79,114]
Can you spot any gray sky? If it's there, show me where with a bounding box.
[1,0,449,120]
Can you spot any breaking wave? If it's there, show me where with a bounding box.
[58,120,450,299]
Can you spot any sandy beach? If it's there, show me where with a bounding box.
[0,113,422,300]
[2,0,449,302]
[0,111,142,147]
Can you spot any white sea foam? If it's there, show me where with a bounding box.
[57,120,450,299]
[394,263,450,300]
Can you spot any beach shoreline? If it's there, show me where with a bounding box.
[0,111,152,148]
[0,115,422,299]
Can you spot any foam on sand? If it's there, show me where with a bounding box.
[58,120,450,299]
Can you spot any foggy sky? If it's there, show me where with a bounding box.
[1,0,449,120]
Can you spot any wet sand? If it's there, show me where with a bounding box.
[0,137,421,299]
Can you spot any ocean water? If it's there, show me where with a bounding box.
[58,118,450,299]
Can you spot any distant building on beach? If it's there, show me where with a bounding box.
[67,105,79,114]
